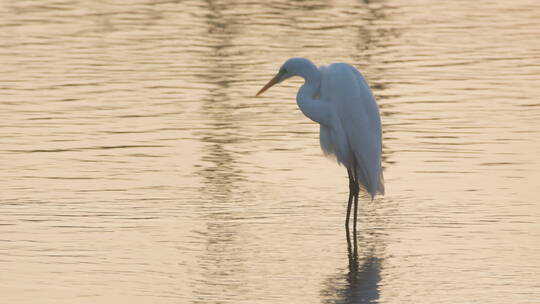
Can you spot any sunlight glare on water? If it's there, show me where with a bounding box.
[1,0,540,303]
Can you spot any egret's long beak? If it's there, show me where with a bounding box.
[256,71,283,96]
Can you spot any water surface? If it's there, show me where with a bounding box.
[1,0,540,303]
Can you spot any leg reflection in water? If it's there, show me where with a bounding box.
[345,229,382,303]
[321,230,383,304]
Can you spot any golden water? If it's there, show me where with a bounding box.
[1,0,540,303]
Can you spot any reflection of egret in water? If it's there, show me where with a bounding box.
[321,224,384,304]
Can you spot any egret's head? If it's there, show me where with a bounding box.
[256,58,315,96]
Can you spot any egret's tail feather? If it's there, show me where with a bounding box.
[377,170,385,196]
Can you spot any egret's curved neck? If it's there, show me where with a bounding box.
[296,67,330,125]
[296,63,321,102]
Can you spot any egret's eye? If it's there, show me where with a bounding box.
[281,68,288,74]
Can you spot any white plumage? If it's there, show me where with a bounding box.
[256,57,384,229]
[319,63,384,197]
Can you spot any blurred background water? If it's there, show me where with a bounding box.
[1,0,540,303]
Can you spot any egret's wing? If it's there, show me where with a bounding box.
[322,63,384,197]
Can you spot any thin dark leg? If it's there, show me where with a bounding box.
[353,182,359,233]
[353,180,359,254]
[345,224,359,273]
[345,222,352,255]
[352,158,360,238]
[345,168,354,229]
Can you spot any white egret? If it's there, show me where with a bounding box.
[256,58,384,231]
